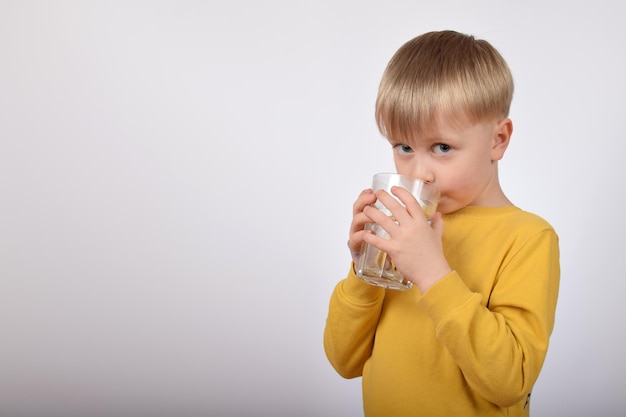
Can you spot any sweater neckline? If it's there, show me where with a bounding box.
[442,205,521,220]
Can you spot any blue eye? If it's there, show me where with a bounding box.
[433,144,451,154]
[394,144,413,154]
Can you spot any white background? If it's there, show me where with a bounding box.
[1,1,624,416]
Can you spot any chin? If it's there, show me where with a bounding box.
[436,199,460,215]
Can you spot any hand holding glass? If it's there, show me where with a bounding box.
[356,173,440,291]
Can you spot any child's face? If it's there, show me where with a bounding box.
[389,114,511,214]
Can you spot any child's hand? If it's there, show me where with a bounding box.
[362,186,452,293]
[347,188,377,265]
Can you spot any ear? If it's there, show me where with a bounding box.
[491,118,513,161]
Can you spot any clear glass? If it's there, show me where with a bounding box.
[356,173,440,291]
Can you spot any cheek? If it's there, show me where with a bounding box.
[437,166,481,197]
[438,173,464,194]
[392,158,412,175]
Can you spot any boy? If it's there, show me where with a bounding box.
[323,30,560,416]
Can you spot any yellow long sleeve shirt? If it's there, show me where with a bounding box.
[324,206,560,416]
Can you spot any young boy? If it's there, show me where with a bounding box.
[323,30,560,417]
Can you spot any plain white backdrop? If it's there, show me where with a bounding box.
[1,1,624,416]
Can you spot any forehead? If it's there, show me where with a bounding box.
[394,110,475,144]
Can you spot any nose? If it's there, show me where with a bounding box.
[408,161,435,183]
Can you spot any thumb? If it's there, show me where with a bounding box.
[430,211,445,239]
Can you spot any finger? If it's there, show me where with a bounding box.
[374,189,416,227]
[349,211,374,235]
[352,189,376,216]
[375,189,401,208]
[362,228,393,254]
[349,189,376,235]
[348,229,371,256]
[363,204,397,232]
[389,186,425,220]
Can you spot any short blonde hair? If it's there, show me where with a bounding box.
[375,30,514,140]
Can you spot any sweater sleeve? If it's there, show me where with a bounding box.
[323,266,385,379]
[417,228,560,407]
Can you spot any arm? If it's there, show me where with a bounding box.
[324,188,385,378]
[323,268,385,378]
[419,228,560,406]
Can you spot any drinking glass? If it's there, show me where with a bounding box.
[356,173,440,290]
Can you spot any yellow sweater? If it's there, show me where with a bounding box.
[324,206,560,417]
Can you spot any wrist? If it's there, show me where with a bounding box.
[345,265,385,300]
[412,262,452,294]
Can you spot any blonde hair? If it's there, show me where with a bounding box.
[375,30,514,140]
